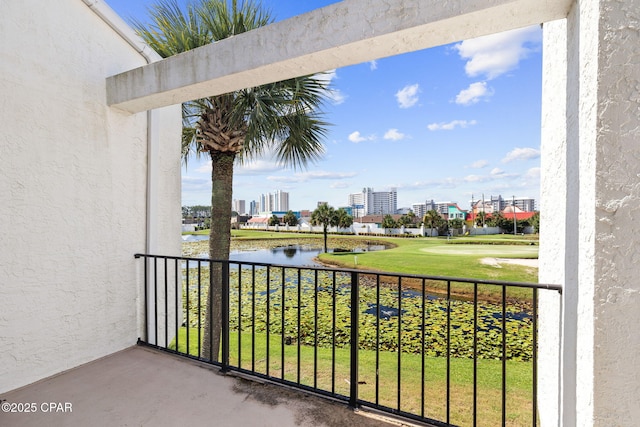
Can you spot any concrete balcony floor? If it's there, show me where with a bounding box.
[0,346,416,427]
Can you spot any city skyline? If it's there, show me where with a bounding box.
[105,0,542,212]
[221,189,536,217]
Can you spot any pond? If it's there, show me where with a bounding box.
[183,236,386,268]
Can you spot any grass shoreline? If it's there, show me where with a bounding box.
[184,230,539,301]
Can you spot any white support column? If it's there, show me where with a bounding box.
[539,16,568,427]
[589,0,640,424]
[540,1,640,425]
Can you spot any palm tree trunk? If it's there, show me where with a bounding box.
[323,225,328,253]
[202,151,235,361]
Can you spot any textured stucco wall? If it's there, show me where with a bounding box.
[540,1,640,425]
[0,0,181,393]
[592,0,640,424]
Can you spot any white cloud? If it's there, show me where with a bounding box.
[348,131,375,143]
[195,161,212,174]
[369,60,378,70]
[525,167,541,179]
[181,176,209,190]
[328,89,346,105]
[455,82,493,105]
[330,182,350,189]
[316,69,346,105]
[469,159,489,169]
[395,84,420,108]
[463,167,518,183]
[235,159,282,175]
[267,170,357,183]
[454,25,542,80]
[383,128,406,141]
[490,167,505,176]
[427,119,478,131]
[502,147,541,163]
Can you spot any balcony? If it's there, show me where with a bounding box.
[0,345,396,427]
[9,253,556,427]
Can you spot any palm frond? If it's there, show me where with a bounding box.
[131,0,210,57]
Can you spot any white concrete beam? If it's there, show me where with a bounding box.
[107,0,572,113]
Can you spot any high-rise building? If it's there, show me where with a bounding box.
[411,203,426,218]
[249,200,258,216]
[349,187,397,216]
[233,199,246,215]
[259,190,289,213]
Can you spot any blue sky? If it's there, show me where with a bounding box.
[105,0,542,212]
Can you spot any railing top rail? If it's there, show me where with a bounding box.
[134,253,563,293]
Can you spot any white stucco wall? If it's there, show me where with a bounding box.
[0,0,181,393]
[592,0,640,424]
[539,17,568,427]
[540,1,640,425]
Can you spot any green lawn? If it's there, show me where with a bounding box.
[183,231,539,299]
[318,235,538,283]
[170,327,535,427]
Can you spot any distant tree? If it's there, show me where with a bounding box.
[474,211,487,227]
[311,203,336,253]
[405,211,417,227]
[398,213,415,227]
[449,218,464,229]
[334,208,353,230]
[487,212,505,228]
[529,211,540,233]
[268,214,280,226]
[381,214,397,229]
[282,210,299,226]
[423,210,442,236]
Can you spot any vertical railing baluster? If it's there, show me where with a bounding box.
[164,257,168,349]
[266,266,271,376]
[533,288,538,427]
[153,256,158,346]
[375,274,380,406]
[197,260,202,358]
[446,280,451,426]
[502,284,507,427]
[297,268,302,384]
[281,267,286,381]
[174,258,179,352]
[251,265,256,372]
[185,261,189,355]
[142,255,148,343]
[313,269,318,389]
[221,261,230,372]
[331,270,337,394]
[397,276,402,411]
[349,271,359,409]
[473,282,478,427]
[421,278,426,419]
[238,264,242,369]
[208,261,213,360]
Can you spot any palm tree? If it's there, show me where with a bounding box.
[134,0,330,361]
[423,210,442,237]
[334,208,353,231]
[268,214,280,226]
[282,210,298,226]
[381,214,397,229]
[310,204,335,253]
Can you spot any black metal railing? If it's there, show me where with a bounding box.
[135,253,561,427]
